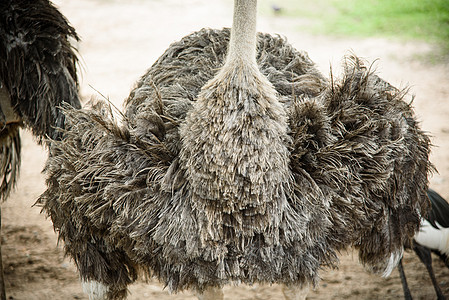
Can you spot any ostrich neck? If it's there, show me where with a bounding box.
[226,0,258,66]
[179,0,291,242]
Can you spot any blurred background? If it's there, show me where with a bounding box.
[262,0,448,57]
[2,0,448,299]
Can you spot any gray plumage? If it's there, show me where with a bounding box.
[39,27,431,299]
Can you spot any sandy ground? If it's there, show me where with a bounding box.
[2,0,449,299]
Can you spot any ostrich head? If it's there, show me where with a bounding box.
[179,0,291,244]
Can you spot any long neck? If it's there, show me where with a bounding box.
[226,0,258,66]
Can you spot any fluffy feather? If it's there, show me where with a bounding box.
[39,28,431,298]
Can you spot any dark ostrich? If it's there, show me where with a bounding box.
[399,189,449,300]
[0,0,81,298]
[38,0,431,299]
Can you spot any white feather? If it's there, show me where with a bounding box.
[415,219,449,255]
[382,249,403,278]
[81,280,109,300]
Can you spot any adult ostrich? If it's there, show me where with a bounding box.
[399,189,449,300]
[0,0,81,298]
[39,0,431,299]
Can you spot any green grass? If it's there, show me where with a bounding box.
[261,0,449,55]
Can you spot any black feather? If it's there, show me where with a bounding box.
[426,189,449,228]
[0,0,81,143]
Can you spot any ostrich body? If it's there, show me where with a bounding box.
[0,0,81,297]
[39,0,431,299]
[399,189,449,300]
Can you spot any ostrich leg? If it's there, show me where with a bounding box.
[0,208,5,300]
[413,243,446,300]
[282,283,309,300]
[195,286,224,300]
[397,258,413,300]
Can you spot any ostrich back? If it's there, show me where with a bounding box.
[40,28,431,295]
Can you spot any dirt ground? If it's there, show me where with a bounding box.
[2,0,449,299]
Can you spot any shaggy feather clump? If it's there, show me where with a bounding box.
[39,28,431,298]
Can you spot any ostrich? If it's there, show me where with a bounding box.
[0,0,81,297]
[38,0,431,299]
[398,188,449,300]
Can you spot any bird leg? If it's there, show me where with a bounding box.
[397,258,413,300]
[413,243,446,300]
[281,283,309,300]
[0,207,6,300]
[195,286,224,300]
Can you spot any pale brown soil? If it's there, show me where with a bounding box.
[2,0,449,299]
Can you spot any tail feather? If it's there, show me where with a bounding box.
[426,189,449,228]
[414,190,449,256]
[0,124,21,202]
